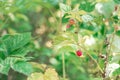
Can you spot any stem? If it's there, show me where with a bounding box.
[59,1,66,79]
[62,53,66,80]
[103,27,116,78]
[108,31,116,56]
[78,44,104,74]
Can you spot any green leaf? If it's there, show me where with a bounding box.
[53,35,68,45]
[58,46,75,53]
[1,32,31,55]
[11,61,33,76]
[113,67,120,76]
[59,3,71,13]
[62,13,69,23]
[116,30,120,36]
[81,14,93,22]
[113,0,120,4]
[79,2,95,12]
[0,41,6,59]
[100,24,105,35]
[0,57,20,75]
[0,64,10,75]
[10,43,32,57]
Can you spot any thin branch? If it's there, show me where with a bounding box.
[78,44,104,74]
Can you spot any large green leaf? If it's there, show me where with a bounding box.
[1,32,31,56]
[79,2,95,12]
[0,64,10,75]
[0,41,6,59]
[113,0,120,4]
[11,61,33,76]
[0,57,20,75]
[10,43,33,57]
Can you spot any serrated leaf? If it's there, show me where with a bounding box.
[0,64,10,75]
[113,0,120,4]
[59,3,71,13]
[0,33,31,57]
[2,32,31,54]
[10,43,32,57]
[81,14,93,22]
[79,2,95,12]
[0,57,20,75]
[11,61,33,76]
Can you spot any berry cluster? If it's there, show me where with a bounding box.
[66,19,75,29]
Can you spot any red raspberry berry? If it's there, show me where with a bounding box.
[76,50,82,57]
[66,24,71,28]
[69,19,75,25]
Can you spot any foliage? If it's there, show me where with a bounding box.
[0,33,33,75]
[0,0,120,80]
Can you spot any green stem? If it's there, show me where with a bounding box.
[78,44,104,74]
[62,53,66,80]
[108,31,116,55]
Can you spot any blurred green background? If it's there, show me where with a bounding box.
[0,0,120,80]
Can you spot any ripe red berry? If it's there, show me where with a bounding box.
[69,19,75,25]
[66,24,71,28]
[76,50,82,57]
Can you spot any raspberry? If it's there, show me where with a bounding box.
[76,50,82,57]
[69,19,75,25]
[66,24,71,28]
